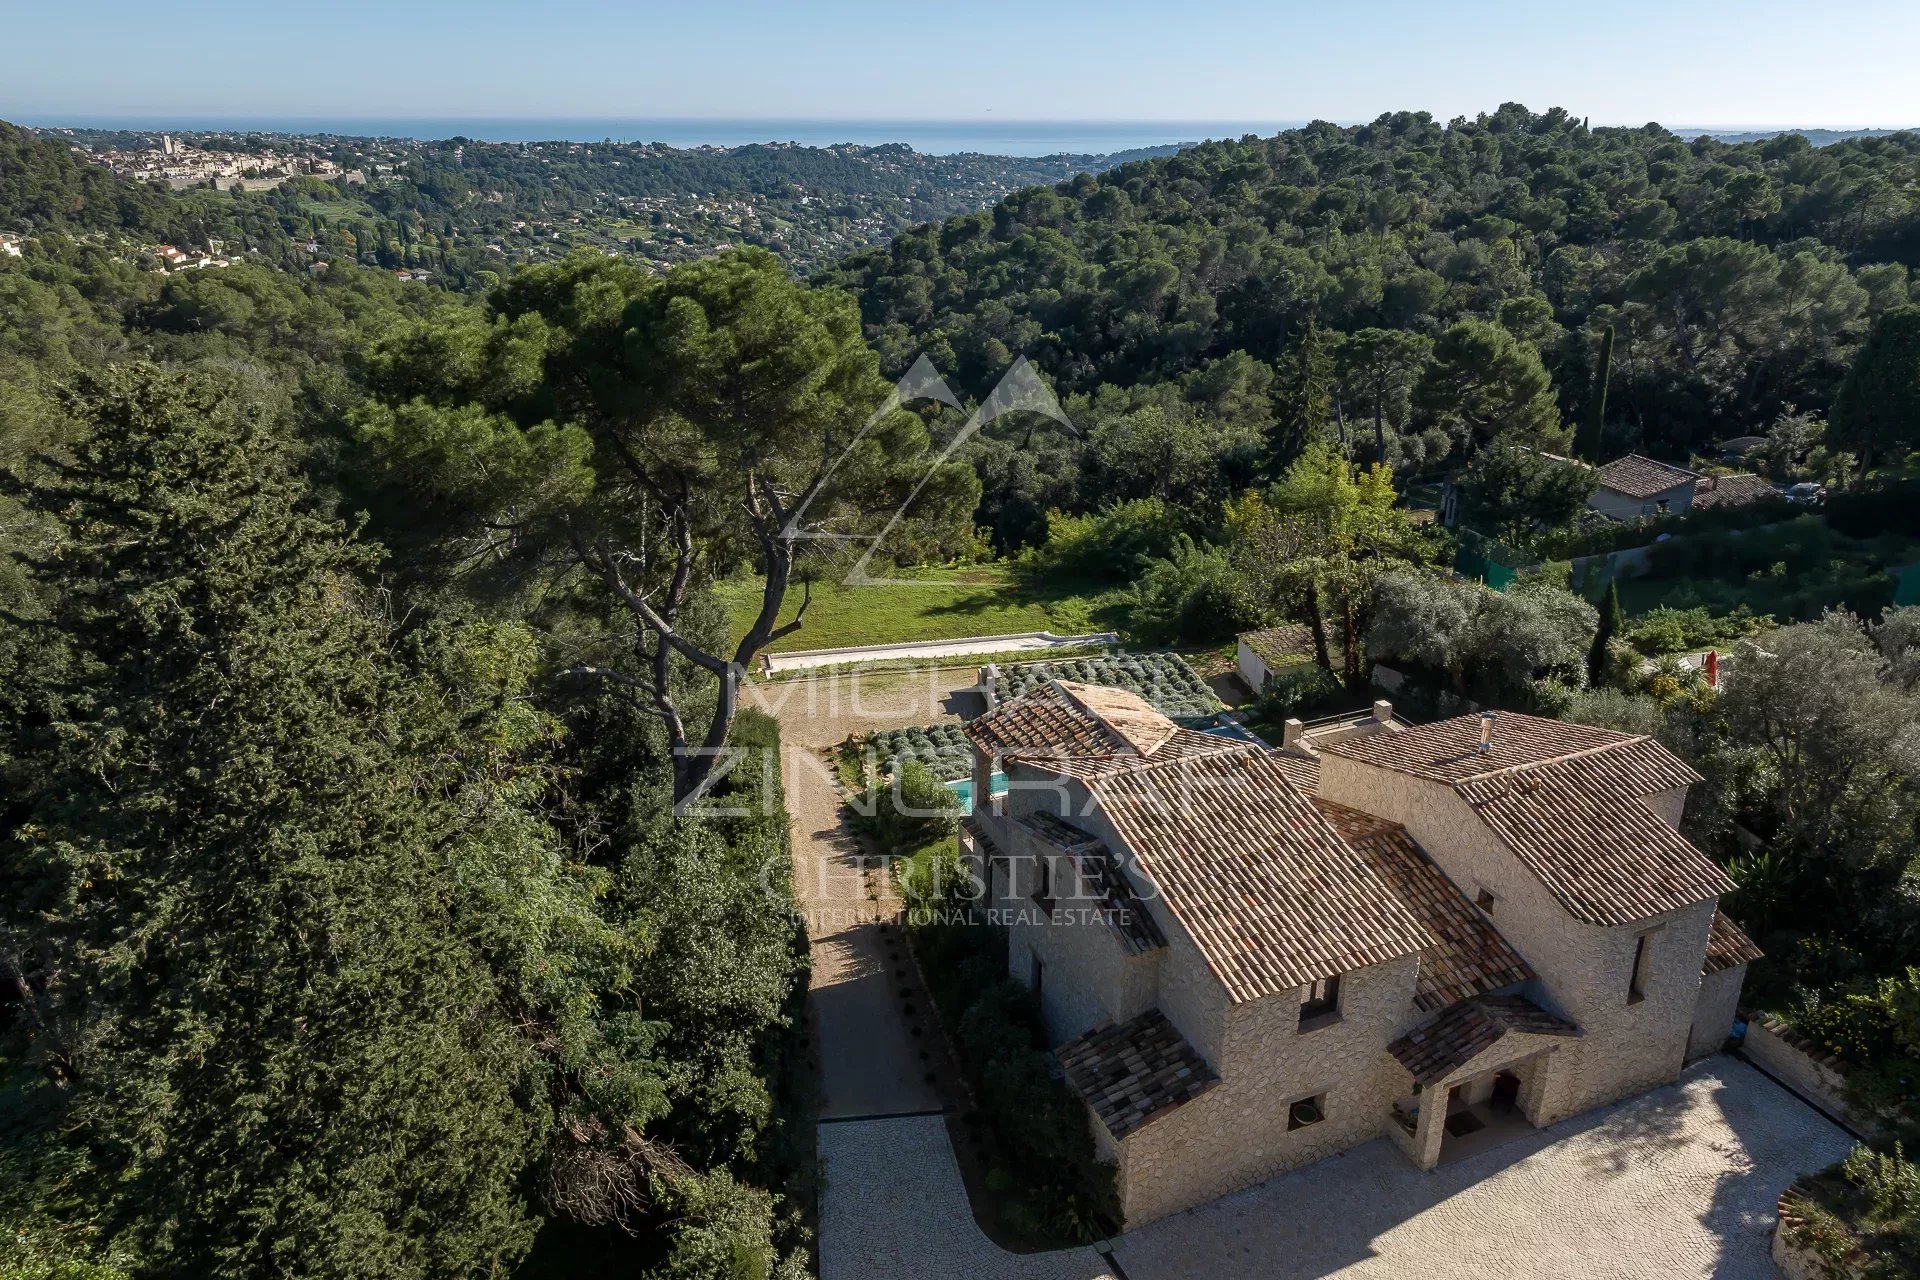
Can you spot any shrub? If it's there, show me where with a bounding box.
[1124,536,1265,646]
[1017,498,1180,583]
[1256,662,1343,719]
[849,759,961,855]
[900,881,1120,1245]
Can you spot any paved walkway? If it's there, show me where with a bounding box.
[765,670,964,1119]
[818,1059,1852,1280]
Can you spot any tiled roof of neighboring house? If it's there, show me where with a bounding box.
[1597,453,1701,499]
[1056,1009,1219,1139]
[1322,714,1730,926]
[1088,750,1436,1002]
[1318,802,1533,1012]
[1241,624,1317,669]
[1704,909,1763,975]
[1015,811,1166,954]
[1387,994,1581,1086]
[1691,472,1777,510]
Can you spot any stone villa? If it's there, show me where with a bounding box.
[959,682,1762,1227]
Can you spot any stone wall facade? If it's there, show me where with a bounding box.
[1317,754,1706,1124]
[1688,964,1746,1060]
[1115,954,1420,1225]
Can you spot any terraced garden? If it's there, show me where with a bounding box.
[989,652,1220,721]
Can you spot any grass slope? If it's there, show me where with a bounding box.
[720,564,1122,654]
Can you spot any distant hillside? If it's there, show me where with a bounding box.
[11,122,1176,285]
[1701,127,1913,147]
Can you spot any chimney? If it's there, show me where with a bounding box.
[1371,699,1393,725]
[1478,711,1496,753]
[1282,718,1307,750]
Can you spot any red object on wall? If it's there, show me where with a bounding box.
[1704,649,1719,688]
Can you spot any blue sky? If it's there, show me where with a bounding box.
[5,0,1916,128]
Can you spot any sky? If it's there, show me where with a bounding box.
[4,0,1917,130]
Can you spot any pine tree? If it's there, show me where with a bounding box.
[1588,579,1624,686]
[1,365,540,1278]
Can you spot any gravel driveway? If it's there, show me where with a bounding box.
[819,1058,1852,1280]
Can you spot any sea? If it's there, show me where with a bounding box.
[25,116,1308,156]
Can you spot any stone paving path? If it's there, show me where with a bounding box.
[819,1059,1851,1280]
[819,1116,1117,1280]
[763,670,968,1119]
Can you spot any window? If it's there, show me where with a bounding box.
[1287,1092,1326,1131]
[1628,932,1652,1004]
[1475,888,1497,913]
[1030,952,1044,1004]
[1299,974,1341,1028]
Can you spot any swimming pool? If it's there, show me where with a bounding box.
[944,771,1007,816]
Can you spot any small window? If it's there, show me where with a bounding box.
[1030,952,1044,1003]
[1628,933,1651,1004]
[1300,974,1341,1027]
[1475,888,1497,912]
[1031,855,1053,911]
[1287,1092,1326,1131]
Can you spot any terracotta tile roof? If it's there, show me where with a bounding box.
[1597,453,1699,499]
[1704,909,1763,975]
[1038,729,1247,781]
[1056,681,1180,755]
[1057,1009,1218,1139]
[1456,749,1735,925]
[964,681,1118,758]
[1323,714,1727,926]
[1014,811,1166,954]
[1387,994,1581,1086]
[966,680,1222,764]
[1318,802,1533,1013]
[1086,751,1435,1002]
[1270,751,1321,793]
[1691,472,1777,510]
[1317,712,1671,784]
[1241,624,1317,668]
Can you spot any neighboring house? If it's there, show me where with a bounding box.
[1589,454,1701,519]
[1690,472,1778,511]
[960,682,1758,1228]
[1235,624,1317,695]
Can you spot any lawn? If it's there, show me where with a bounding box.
[719,564,1123,654]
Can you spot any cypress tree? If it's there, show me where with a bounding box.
[1578,324,1614,461]
[1,365,539,1277]
[1588,579,1624,685]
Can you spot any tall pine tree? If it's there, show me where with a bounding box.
[1,365,540,1277]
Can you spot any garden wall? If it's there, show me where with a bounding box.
[1742,1012,1853,1124]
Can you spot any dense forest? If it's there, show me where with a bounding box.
[4,105,1920,1277]
[822,105,1920,548]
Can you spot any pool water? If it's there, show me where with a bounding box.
[944,771,1007,816]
